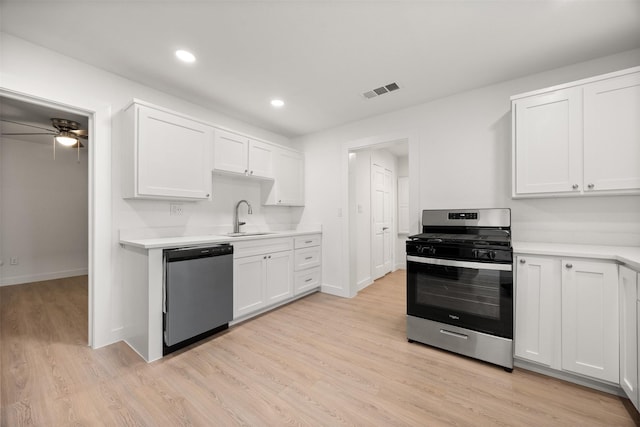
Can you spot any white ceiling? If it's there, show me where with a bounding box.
[1,1,640,138]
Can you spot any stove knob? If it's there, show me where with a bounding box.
[428,246,436,255]
[489,251,496,260]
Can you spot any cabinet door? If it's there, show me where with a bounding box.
[561,259,619,382]
[265,251,293,305]
[263,148,305,206]
[137,105,212,199]
[620,266,639,409]
[275,149,304,205]
[513,88,583,195]
[584,72,640,192]
[233,255,265,319]
[248,140,274,178]
[213,129,249,174]
[515,256,560,367]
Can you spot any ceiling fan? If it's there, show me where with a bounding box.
[1,117,88,146]
[0,117,88,160]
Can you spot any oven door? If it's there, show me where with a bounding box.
[407,255,513,339]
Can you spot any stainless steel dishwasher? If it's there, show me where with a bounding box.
[163,244,233,355]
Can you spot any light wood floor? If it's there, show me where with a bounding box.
[1,272,639,426]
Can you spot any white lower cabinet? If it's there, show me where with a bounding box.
[515,256,561,367]
[620,266,639,410]
[561,259,619,383]
[234,254,267,318]
[515,255,620,384]
[265,251,294,305]
[293,235,322,295]
[233,248,293,320]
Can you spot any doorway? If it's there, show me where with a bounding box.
[348,139,409,292]
[0,94,91,345]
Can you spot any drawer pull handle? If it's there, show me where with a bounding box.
[305,240,313,244]
[305,256,313,260]
[305,278,313,282]
[519,259,526,264]
[566,263,573,269]
[440,329,468,340]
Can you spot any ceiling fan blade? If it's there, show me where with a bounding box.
[70,129,89,138]
[0,119,55,133]
[1,132,56,136]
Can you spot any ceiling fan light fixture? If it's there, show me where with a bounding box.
[175,49,196,63]
[55,131,78,146]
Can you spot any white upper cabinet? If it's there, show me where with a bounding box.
[513,88,583,195]
[213,128,274,179]
[262,147,305,206]
[583,73,640,192]
[512,67,640,198]
[121,101,212,200]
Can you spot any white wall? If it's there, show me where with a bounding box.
[0,138,88,285]
[297,48,640,297]
[396,155,409,269]
[353,150,372,289]
[0,33,298,347]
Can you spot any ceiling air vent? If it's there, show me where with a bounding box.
[362,82,400,99]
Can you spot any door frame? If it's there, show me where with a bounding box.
[341,131,418,298]
[0,87,111,348]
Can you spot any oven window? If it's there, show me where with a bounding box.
[415,265,501,319]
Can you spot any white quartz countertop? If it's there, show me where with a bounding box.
[120,230,321,250]
[513,241,640,271]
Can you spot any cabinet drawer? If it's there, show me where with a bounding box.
[294,235,321,249]
[295,267,321,294]
[294,247,321,271]
[233,237,293,258]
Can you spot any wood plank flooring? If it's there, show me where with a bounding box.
[2,272,639,426]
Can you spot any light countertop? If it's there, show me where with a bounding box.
[513,241,640,271]
[120,229,321,250]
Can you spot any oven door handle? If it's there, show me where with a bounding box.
[407,255,512,272]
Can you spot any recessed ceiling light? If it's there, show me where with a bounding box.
[270,99,285,108]
[175,49,196,63]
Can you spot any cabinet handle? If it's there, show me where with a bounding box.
[305,278,313,283]
[305,256,313,260]
[587,183,594,189]
[206,194,210,197]
[268,255,271,259]
[278,200,282,203]
[263,256,267,259]
[305,240,313,244]
[244,169,248,174]
[519,259,526,264]
[572,184,579,190]
[250,170,254,175]
[565,263,573,269]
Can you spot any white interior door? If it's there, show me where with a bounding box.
[372,163,392,280]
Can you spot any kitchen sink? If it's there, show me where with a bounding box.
[226,232,276,237]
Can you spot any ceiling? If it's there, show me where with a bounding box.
[1,1,639,138]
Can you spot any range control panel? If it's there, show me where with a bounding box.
[448,212,478,220]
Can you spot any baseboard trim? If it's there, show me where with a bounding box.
[514,357,624,397]
[0,268,88,287]
[357,277,373,291]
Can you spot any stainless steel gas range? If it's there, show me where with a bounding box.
[406,208,513,371]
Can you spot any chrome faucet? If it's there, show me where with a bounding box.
[233,200,253,233]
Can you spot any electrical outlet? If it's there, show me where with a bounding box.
[169,203,183,216]
[10,257,19,265]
